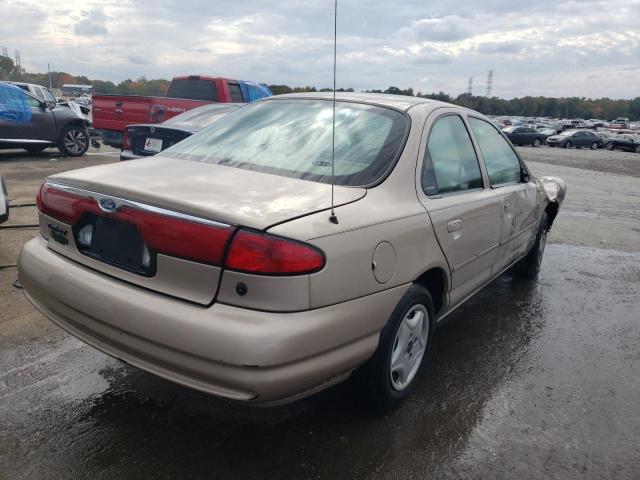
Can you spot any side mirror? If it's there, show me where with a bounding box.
[0,176,9,224]
[44,100,56,109]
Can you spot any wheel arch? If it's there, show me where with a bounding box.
[545,201,559,229]
[413,266,448,315]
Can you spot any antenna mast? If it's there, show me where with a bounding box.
[329,0,339,224]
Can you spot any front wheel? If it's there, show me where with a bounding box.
[635,144,640,154]
[564,141,572,149]
[605,142,614,151]
[533,138,542,147]
[516,211,549,277]
[58,125,89,157]
[591,142,599,150]
[356,285,434,412]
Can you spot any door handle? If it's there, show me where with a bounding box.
[447,219,464,233]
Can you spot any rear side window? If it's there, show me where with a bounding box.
[422,115,483,195]
[166,79,218,101]
[228,82,244,102]
[469,117,522,186]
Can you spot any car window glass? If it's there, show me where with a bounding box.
[23,92,41,108]
[469,117,522,186]
[33,87,45,100]
[162,99,409,187]
[228,83,244,102]
[422,115,483,195]
[42,88,56,103]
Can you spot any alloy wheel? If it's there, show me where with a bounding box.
[389,304,429,391]
[64,129,88,155]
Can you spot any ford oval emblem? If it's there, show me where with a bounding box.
[99,198,117,212]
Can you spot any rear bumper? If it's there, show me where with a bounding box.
[18,237,407,404]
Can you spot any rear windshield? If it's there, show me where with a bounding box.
[163,104,239,129]
[166,79,218,101]
[162,99,409,186]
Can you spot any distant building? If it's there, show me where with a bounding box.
[62,84,92,95]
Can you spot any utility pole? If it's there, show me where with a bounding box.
[486,70,494,98]
[48,63,52,88]
[467,77,473,96]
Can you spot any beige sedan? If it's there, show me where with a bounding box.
[18,93,566,409]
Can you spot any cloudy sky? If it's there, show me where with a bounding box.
[2,0,639,98]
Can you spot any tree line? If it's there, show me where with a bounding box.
[1,56,638,120]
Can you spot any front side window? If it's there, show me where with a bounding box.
[469,117,522,186]
[422,115,483,195]
[162,99,408,187]
[42,88,57,103]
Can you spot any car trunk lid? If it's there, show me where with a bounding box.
[40,156,365,304]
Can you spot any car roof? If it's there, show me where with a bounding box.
[266,92,452,112]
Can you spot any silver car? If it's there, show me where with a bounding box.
[19,93,566,409]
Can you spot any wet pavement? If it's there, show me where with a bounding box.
[1,148,639,479]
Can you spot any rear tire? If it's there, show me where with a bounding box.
[533,138,541,147]
[635,145,640,154]
[564,141,572,149]
[24,145,47,153]
[356,285,435,412]
[516,211,549,278]
[590,142,599,150]
[606,142,614,151]
[58,125,89,157]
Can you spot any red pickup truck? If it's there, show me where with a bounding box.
[93,75,272,148]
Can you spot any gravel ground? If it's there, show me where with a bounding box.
[517,144,640,178]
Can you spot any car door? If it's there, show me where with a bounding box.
[15,91,58,142]
[467,117,538,275]
[416,111,502,306]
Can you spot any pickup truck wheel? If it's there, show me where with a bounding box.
[58,125,89,157]
[533,138,541,147]
[516,211,549,278]
[356,284,434,412]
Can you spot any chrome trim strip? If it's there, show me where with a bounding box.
[0,139,53,144]
[45,181,232,229]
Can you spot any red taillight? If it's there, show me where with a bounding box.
[225,230,325,275]
[123,128,133,149]
[37,182,94,224]
[37,183,233,265]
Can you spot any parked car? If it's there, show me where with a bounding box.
[546,129,602,149]
[120,103,241,160]
[19,93,566,410]
[4,81,57,102]
[0,82,91,156]
[93,75,272,148]
[502,126,546,147]
[602,134,640,153]
[0,176,8,225]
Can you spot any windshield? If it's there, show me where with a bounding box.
[503,127,517,133]
[163,105,239,129]
[559,130,575,136]
[162,99,409,186]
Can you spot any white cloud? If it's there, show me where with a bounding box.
[3,0,640,98]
